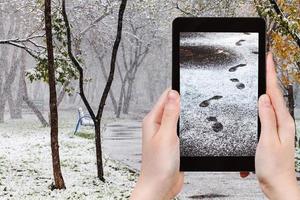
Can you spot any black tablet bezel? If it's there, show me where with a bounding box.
[172,17,266,171]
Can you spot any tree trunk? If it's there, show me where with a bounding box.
[94,122,104,181]
[57,82,69,108]
[14,51,27,119]
[0,12,4,123]
[96,51,118,115]
[62,0,127,181]
[95,0,128,181]
[123,78,134,114]
[288,84,295,119]
[0,16,15,123]
[23,79,49,127]
[1,48,20,120]
[116,82,125,118]
[287,84,297,148]
[45,0,66,190]
[23,97,49,127]
[7,89,18,119]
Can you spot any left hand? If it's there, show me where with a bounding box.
[130,89,184,200]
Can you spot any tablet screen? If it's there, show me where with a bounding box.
[180,32,259,157]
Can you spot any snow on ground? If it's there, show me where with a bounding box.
[180,32,259,156]
[103,120,266,200]
[0,112,299,200]
[0,112,138,200]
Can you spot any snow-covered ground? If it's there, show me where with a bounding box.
[180,32,259,156]
[0,112,137,200]
[0,111,299,200]
[102,120,266,199]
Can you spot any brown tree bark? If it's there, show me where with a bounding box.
[45,0,66,190]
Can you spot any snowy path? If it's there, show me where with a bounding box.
[180,33,259,157]
[102,120,265,200]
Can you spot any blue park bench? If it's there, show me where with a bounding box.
[74,107,94,134]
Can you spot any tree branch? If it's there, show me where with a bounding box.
[96,0,127,119]
[77,9,111,38]
[62,0,96,120]
[0,40,39,59]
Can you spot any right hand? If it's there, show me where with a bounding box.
[255,53,300,199]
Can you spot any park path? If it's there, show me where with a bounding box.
[102,120,265,200]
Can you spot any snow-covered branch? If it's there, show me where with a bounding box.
[0,34,46,59]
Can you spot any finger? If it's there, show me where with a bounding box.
[266,53,295,144]
[142,89,170,140]
[240,171,249,178]
[258,94,279,145]
[266,53,291,128]
[159,90,180,137]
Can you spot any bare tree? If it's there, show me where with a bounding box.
[90,43,119,115]
[0,15,15,123]
[62,0,128,181]
[45,0,65,190]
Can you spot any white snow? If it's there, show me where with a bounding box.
[0,112,137,200]
[180,32,259,156]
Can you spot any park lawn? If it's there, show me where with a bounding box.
[0,112,138,200]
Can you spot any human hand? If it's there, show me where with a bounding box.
[255,53,300,199]
[130,89,184,200]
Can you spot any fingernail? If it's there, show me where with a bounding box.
[261,95,271,107]
[168,90,179,103]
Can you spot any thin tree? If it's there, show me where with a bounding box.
[45,0,66,189]
[62,0,128,181]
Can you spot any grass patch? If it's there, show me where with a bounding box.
[75,131,95,140]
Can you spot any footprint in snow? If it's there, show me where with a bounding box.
[236,83,245,90]
[199,96,223,107]
[206,116,217,122]
[229,64,247,72]
[235,39,246,46]
[230,78,239,82]
[212,122,224,132]
[230,78,246,90]
[206,116,223,132]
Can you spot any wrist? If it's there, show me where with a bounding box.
[261,178,300,200]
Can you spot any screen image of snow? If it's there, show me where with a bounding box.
[180,32,259,157]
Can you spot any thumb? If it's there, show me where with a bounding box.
[159,90,180,135]
[258,94,279,145]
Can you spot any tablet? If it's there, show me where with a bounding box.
[172,18,266,171]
